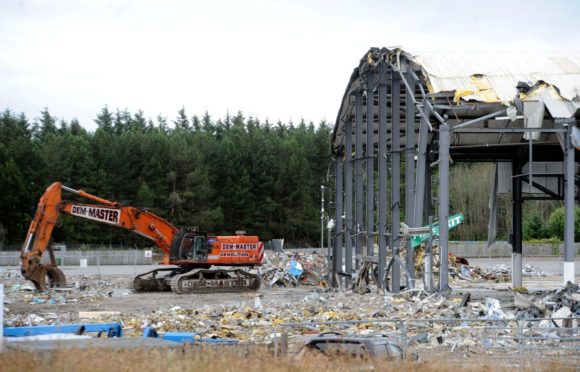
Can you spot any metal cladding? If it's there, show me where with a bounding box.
[330,47,579,292]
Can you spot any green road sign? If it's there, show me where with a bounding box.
[410,212,465,248]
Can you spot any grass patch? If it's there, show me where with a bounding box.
[524,237,561,244]
[0,345,572,372]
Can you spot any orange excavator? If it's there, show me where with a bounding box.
[21,182,264,294]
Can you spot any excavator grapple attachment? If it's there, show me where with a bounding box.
[27,264,66,292]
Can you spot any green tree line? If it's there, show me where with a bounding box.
[0,108,332,247]
[0,107,568,249]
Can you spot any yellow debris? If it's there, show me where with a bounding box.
[453,74,500,103]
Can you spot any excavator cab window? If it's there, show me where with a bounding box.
[179,236,194,259]
[193,236,206,261]
[176,233,208,261]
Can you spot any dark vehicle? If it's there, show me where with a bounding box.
[298,332,412,361]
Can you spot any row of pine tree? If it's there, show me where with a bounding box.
[0,108,332,248]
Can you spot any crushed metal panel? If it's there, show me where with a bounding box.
[521,83,579,119]
[538,89,580,119]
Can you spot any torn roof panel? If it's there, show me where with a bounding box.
[331,47,580,154]
[407,50,580,102]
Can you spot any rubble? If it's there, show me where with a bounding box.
[414,243,548,284]
[79,311,122,320]
[1,256,578,356]
[260,252,327,288]
[483,264,547,282]
[414,246,512,282]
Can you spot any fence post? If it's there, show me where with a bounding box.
[0,284,4,352]
[281,332,288,355]
[518,321,524,369]
[133,248,137,274]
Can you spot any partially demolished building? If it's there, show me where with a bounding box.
[330,48,580,291]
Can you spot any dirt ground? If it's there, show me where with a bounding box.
[2,263,579,370]
[7,274,315,318]
[2,263,573,322]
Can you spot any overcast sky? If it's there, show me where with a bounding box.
[1,0,579,131]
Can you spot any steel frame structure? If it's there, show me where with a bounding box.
[331,48,579,292]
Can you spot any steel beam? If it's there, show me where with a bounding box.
[334,156,343,288]
[453,128,567,133]
[451,109,507,131]
[405,72,416,287]
[366,70,376,258]
[408,70,444,125]
[438,124,450,291]
[377,64,388,290]
[355,92,364,269]
[512,158,523,288]
[344,120,353,288]
[564,124,576,284]
[390,76,401,293]
[414,100,430,227]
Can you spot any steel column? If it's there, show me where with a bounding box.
[366,71,376,257]
[344,120,353,288]
[390,76,401,293]
[320,186,325,250]
[438,124,450,291]
[424,151,432,222]
[414,100,430,227]
[377,64,388,290]
[355,92,364,269]
[334,156,343,288]
[564,124,576,284]
[405,73,416,286]
[512,159,523,288]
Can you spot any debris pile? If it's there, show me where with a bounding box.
[486,263,547,279]
[2,257,578,356]
[260,252,327,287]
[512,282,580,319]
[2,268,128,327]
[414,246,548,283]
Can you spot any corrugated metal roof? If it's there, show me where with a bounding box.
[406,50,580,102]
[331,47,580,154]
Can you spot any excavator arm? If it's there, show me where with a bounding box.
[21,182,178,290]
[21,182,66,290]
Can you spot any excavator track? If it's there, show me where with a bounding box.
[170,268,261,294]
[133,268,180,292]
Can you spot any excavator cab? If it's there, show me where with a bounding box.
[170,231,209,262]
